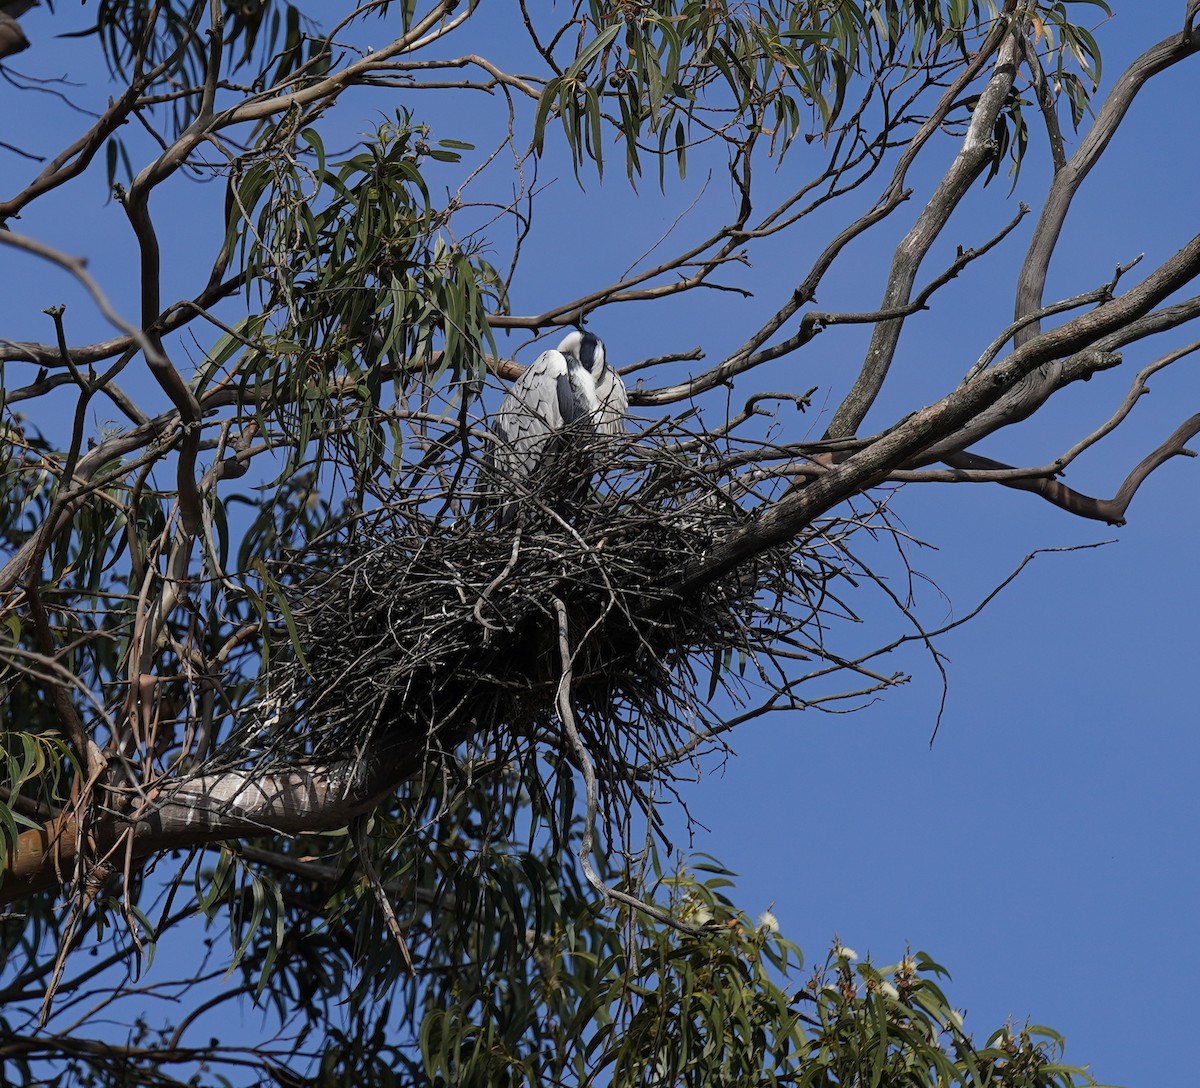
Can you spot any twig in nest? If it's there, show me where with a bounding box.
[473,526,523,637]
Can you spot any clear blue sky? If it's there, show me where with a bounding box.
[2,4,1197,1086]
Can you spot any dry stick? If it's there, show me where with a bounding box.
[815,543,1117,748]
[473,528,523,634]
[351,815,413,973]
[551,598,709,937]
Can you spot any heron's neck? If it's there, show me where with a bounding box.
[566,361,601,412]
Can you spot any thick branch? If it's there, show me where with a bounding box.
[825,13,1025,438]
[1014,23,1200,340]
[677,230,1200,590]
[940,416,1200,524]
[0,742,416,905]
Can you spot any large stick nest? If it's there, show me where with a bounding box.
[239,422,865,812]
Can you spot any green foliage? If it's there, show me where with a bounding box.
[982,2,1110,186]
[534,0,880,181]
[85,1,325,136]
[530,1,1106,187]
[227,111,505,480]
[1033,1,1111,125]
[0,414,54,551]
[185,752,1105,1086]
[411,849,1105,1088]
[0,729,74,853]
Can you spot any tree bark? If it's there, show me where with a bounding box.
[0,743,415,905]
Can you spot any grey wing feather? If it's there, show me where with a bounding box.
[557,370,588,425]
[491,350,568,470]
[593,367,628,437]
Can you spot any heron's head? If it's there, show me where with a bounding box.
[557,330,606,379]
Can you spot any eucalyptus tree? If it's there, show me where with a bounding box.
[1,1,1196,1084]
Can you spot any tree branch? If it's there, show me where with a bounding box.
[676,229,1200,590]
[826,12,1026,438]
[1013,24,1200,341]
[0,742,416,905]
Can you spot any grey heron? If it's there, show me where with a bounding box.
[480,330,628,526]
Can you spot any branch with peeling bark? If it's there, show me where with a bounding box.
[0,740,416,905]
